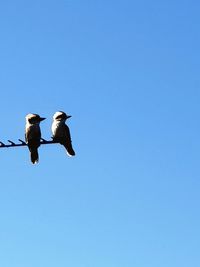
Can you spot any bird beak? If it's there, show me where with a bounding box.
[67,115,72,119]
[40,117,46,121]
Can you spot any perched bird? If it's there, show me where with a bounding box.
[52,111,75,156]
[25,113,46,164]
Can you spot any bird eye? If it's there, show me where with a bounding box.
[56,115,63,120]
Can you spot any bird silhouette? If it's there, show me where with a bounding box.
[25,113,46,164]
[52,111,75,156]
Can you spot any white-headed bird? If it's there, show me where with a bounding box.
[25,113,46,164]
[52,111,75,156]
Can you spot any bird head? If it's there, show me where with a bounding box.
[53,111,71,122]
[26,113,46,124]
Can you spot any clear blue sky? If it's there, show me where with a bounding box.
[0,1,199,266]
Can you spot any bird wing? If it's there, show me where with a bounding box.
[62,124,75,156]
[25,125,41,147]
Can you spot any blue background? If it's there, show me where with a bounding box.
[0,1,199,266]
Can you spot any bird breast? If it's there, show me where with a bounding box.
[52,121,65,137]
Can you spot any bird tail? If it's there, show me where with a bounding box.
[30,148,39,164]
[63,143,75,156]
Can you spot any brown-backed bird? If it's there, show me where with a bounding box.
[25,113,46,164]
[52,111,75,156]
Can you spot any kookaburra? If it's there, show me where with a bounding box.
[25,113,46,164]
[52,111,75,156]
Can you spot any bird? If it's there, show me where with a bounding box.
[25,113,46,164]
[52,111,75,156]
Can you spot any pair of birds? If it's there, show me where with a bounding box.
[25,111,75,164]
